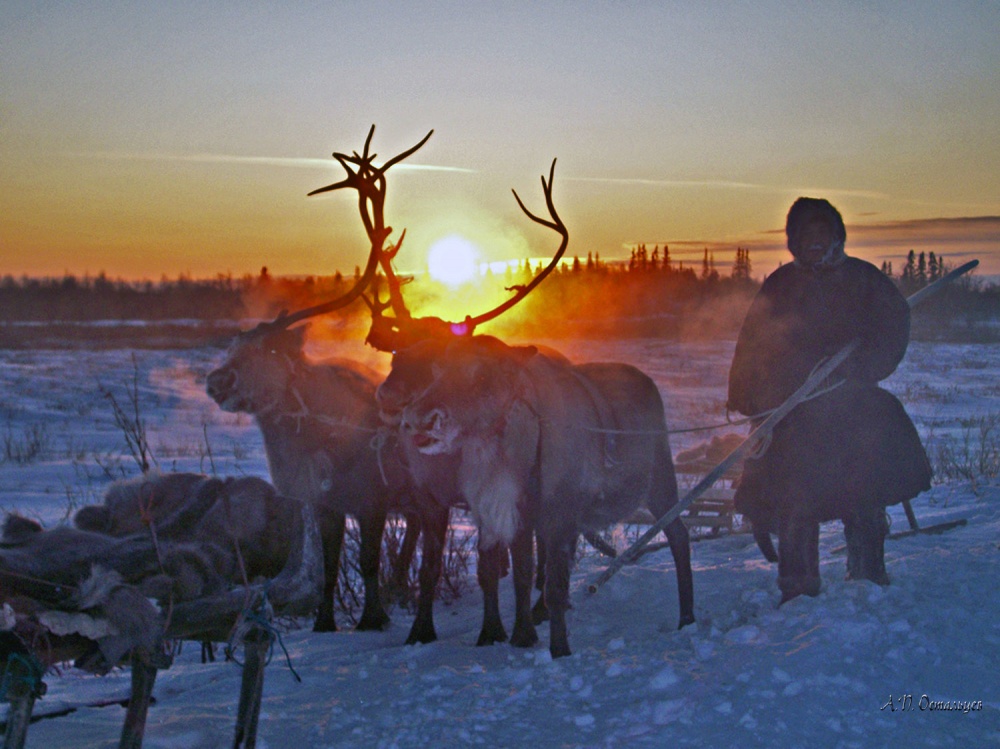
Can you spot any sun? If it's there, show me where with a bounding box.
[427,235,480,286]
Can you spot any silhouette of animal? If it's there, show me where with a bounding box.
[397,336,695,658]
[206,324,425,633]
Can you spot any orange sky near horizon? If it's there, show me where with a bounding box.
[2,3,999,283]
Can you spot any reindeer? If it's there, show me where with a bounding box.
[372,161,582,646]
[398,336,696,659]
[205,127,436,634]
[369,160,694,657]
[206,128,573,645]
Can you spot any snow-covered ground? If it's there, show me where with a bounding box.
[1,337,998,748]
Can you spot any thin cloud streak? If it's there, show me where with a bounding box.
[622,215,1000,273]
[568,175,889,201]
[569,176,765,191]
[71,151,476,173]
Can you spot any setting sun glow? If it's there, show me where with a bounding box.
[426,235,480,287]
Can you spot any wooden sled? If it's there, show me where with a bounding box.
[1,502,322,749]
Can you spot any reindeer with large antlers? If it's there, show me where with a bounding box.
[373,161,583,647]
[377,162,695,658]
[206,127,437,634]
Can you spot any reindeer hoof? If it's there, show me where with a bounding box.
[677,613,696,630]
[846,569,891,586]
[356,611,391,632]
[549,642,572,659]
[312,617,338,634]
[778,575,821,605]
[476,625,508,646]
[531,597,550,625]
[405,623,437,645]
[510,622,539,648]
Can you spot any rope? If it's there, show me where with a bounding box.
[225,589,302,684]
[137,484,167,576]
[277,386,379,436]
[583,378,847,438]
[370,428,392,487]
[0,570,77,597]
[0,652,46,701]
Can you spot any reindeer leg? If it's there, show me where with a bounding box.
[509,524,539,648]
[119,650,158,749]
[232,628,272,749]
[3,681,35,749]
[476,542,508,646]
[391,511,422,606]
[662,516,696,629]
[531,531,549,624]
[356,506,391,631]
[406,502,448,645]
[544,524,577,659]
[313,509,345,633]
[649,442,696,629]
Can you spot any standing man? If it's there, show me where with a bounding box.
[728,197,931,603]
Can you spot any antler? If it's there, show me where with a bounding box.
[461,158,568,330]
[360,158,568,353]
[251,126,433,334]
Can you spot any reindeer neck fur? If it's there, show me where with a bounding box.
[253,356,382,505]
[456,370,540,549]
[256,355,378,435]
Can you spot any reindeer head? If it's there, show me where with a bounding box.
[206,126,434,413]
[207,325,307,415]
[375,338,448,425]
[399,337,537,455]
[377,158,568,431]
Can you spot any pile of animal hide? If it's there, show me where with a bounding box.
[0,473,314,674]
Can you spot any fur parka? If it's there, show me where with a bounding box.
[728,256,932,527]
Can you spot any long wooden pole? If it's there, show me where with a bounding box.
[588,258,979,595]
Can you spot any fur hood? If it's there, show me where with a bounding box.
[786,197,847,270]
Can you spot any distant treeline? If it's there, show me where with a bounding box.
[1,246,997,345]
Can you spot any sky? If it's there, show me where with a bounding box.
[2,1,999,281]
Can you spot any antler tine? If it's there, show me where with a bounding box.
[461,159,567,331]
[306,151,366,197]
[511,159,562,231]
[362,123,376,160]
[360,287,392,316]
[262,128,434,334]
[262,237,385,332]
[383,227,406,262]
[380,129,434,174]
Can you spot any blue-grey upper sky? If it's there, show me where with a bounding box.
[2,1,998,278]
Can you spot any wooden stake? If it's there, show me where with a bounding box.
[2,680,38,749]
[118,651,158,749]
[232,628,273,749]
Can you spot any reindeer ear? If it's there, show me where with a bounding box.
[511,345,538,363]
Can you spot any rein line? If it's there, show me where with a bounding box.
[583,378,846,437]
